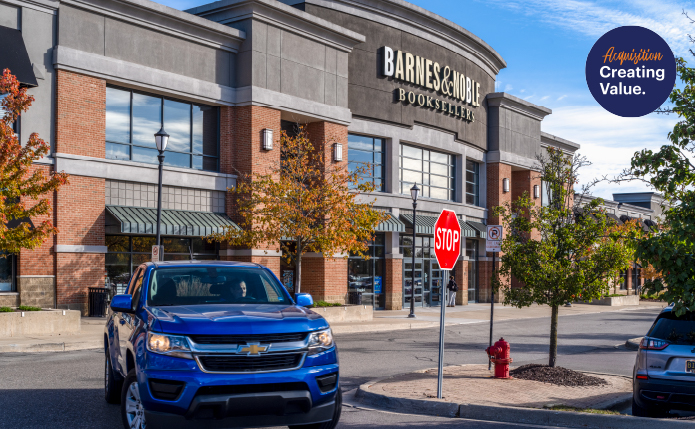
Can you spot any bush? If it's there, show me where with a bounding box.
[312,300,343,308]
[603,294,625,298]
[0,307,12,312]
[17,305,41,311]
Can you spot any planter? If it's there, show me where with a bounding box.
[0,309,81,337]
[312,305,373,323]
[590,295,640,306]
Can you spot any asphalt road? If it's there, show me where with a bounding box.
[0,307,662,428]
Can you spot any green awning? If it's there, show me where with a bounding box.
[375,213,406,232]
[106,206,239,236]
[466,221,487,239]
[459,219,476,238]
[400,214,438,234]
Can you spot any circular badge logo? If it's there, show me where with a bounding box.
[586,26,676,117]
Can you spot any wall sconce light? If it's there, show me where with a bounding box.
[333,143,343,162]
[262,128,273,150]
[503,178,510,193]
[533,184,540,199]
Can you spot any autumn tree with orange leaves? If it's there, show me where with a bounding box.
[208,126,387,295]
[0,69,68,254]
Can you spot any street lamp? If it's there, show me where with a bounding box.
[409,183,420,318]
[154,127,169,256]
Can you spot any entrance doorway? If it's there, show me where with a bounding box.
[466,239,479,302]
[401,235,443,307]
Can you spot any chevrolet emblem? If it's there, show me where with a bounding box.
[239,343,269,355]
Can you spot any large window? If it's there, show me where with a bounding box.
[348,134,384,191]
[0,254,16,292]
[465,160,479,206]
[400,144,455,201]
[105,236,218,294]
[466,240,478,302]
[106,86,219,171]
[348,233,385,308]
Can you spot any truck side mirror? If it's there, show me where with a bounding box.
[111,294,133,313]
[296,293,313,307]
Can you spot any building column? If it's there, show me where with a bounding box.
[626,268,634,295]
[455,258,468,305]
[384,255,403,310]
[53,70,107,314]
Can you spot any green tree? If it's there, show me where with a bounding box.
[208,126,387,295]
[493,147,635,367]
[0,69,68,254]
[625,57,695,315]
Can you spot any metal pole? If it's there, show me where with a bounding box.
[488,251,496,370]
[156,152,164,249]
[408,200,417,318]
[437,269,447,398]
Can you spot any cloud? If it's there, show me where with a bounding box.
[524,95,534,100]
[504,84,513,91]
[484,0,692,56]
[541,106,678,200]
[540,95,550,101]
[557,94,568,101]
[520,89,526,93]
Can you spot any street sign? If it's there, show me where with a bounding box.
[433,209,461,270]
[151,245,163,263]
[486,225,503,253]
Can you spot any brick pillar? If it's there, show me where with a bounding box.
[455,259,468,305]
[384,256,403,310]
[483,162,513,303]
[53,70,106,314]
[221,105,282,276]
[299,121,349,303]
[627,268,633,295]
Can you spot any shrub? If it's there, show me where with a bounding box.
[0,306,12,312]
[17,305,41,311]
[312,300,343,308]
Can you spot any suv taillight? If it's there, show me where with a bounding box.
[639,337,669,350]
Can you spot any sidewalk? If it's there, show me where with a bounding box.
[0,301,666,352]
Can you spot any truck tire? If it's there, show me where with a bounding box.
[289,388,342,429]
[121,369,147,429]
[104,351,122,404]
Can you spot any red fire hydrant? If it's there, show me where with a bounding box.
[485,337,513,379]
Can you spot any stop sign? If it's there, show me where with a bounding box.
[433,209,461,270]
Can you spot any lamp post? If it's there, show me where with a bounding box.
[409,183,420,318]
[154,127,170,255]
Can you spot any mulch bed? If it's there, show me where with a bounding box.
[509,364,607,387]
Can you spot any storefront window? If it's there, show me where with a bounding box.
[106,235,218,293]
[466,240,478,302]
[400,144,455,201]
[0,254,16,292]
[465,160,479,206]
[106,86,219,172]
[619,270,628,290]
[348,134,384,191]
[348,233,385,309]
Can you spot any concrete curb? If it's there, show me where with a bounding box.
[0,340,102,353]
[355,374,691,429]
[626,337,643,350]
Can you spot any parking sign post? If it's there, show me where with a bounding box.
[433,209,461,399]
[486,225,503,371]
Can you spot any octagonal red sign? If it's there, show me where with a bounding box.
[433,209,461,270]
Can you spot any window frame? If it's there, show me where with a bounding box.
[465,160,479,206]
[399,144,456,202]
[347,133,385,192]
[105,85,220,172]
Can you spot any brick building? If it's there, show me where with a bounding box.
[0,0,651,313]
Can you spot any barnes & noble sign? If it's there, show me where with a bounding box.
[382,46,481,123]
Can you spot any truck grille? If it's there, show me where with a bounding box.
[197,353,304,373]
[189,333,308,345]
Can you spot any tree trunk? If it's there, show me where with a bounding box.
[295,250,302,295]
[549,304,559,367]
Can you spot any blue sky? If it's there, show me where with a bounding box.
[162,0,692,200]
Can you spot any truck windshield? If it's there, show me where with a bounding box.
[147,267,290,306]
[648,311,695,345]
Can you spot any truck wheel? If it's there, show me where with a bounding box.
[104,351,122,404]
[289,388,342,429]
[121,369,146,429]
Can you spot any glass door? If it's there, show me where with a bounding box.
[430,261,443,306]
[466,239,478,303]
[404,259,424,307]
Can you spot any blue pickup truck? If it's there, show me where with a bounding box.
[104,261,341,429]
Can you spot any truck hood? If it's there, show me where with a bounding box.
[148,304,328,336]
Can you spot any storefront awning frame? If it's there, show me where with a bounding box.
[466,221,487,239]
[0,26,38,87]
[106,206,239,236]
[375,213,406,232]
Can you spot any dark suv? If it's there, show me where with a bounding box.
[633,306,695,417]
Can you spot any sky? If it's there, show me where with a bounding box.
[160,0,693,200]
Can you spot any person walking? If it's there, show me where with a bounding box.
[447,275,458,307]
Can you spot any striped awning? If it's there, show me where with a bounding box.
[459,219,477,238]
[375,213,406,232]
[466,221,487,239]
[399,213,438,234]
[106,206,239,236]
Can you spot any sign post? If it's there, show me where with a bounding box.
[486,225,503,370]
[433,209,462,399]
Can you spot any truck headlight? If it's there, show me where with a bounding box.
[147,332,193,359]
[308,329,334,355]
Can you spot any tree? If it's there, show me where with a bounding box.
[0,69,68,254]
[493,146,635,367]
[624,57,695,315]
[208,125,388,295]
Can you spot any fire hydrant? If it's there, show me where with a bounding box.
[485,337,513,379]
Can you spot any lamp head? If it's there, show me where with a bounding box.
[154,127,170,152]
[410,183,420,203]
